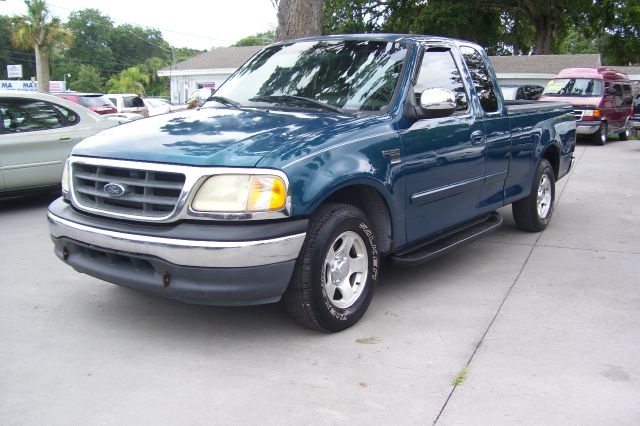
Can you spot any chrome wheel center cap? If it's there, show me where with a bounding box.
[330,254,349,284]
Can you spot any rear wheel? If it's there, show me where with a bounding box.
[619,122,631,141]
[283,203,379,332]
[512,159,556,232]
[594,122,608,146]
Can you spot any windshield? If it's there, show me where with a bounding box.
[543,78,603,97]
[214,40,408,113]
[78,95,115,108]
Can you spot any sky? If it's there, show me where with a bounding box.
[0,0,278,50]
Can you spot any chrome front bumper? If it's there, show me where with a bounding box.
[47,212,306,268]
[576,122,600,135]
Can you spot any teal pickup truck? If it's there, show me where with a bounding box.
[48,35,576,332]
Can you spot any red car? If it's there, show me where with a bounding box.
[53,93,117,115]
[540,67,633,145]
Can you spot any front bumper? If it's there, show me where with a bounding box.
[576,121,601,135]
[48,198,307,305]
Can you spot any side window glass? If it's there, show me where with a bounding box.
[622,85,633,106]
[414,49,469,113]
[52,104,80,125]
[460,46,499,113]
[0,99,64,133]
[124,96,143,108]
[613,84,623,107]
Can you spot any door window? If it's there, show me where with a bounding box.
[51,104,80,124]
[415,49,469,113]
[460,46,500,113]
[612,83,624,107]
[622,84,633,106]
[0,99,64,133]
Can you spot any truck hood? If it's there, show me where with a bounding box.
[72,107,356,167]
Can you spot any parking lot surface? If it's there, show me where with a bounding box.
[1,140,639,425]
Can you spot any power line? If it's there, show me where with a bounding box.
[47,2,234,44]
[0,49,171,71]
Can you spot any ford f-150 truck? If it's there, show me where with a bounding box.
[48,35,576,332]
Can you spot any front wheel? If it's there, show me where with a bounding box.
[283,203,379,332]
[594,122,608,146]
[512,159,556,232]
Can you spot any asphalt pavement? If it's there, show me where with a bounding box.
[1,138,639,425]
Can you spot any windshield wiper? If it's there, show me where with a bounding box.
[250,95,347,114]
[202,95,242,109]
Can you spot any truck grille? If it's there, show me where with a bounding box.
[573,109,584,121]
[71,163,186,218]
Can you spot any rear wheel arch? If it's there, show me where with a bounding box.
[540,143,560,179]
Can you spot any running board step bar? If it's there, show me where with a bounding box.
[391,211,503,267]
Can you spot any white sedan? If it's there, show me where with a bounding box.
[0,91,126,196]
[143,98,186,116]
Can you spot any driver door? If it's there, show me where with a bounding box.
[399,47,486,243]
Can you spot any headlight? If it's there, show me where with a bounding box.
[583,109,601,118]
[191,174,287,212]
[61,158,70,194]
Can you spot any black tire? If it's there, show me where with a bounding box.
[594,122,607,146]
[283,203,379,332]
[512,159,556,232]
[619,123,631,141]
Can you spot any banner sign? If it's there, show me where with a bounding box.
[0,80,65,91]
[1,80,38,91]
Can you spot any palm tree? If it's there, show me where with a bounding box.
[11,0,71,92]
[106,67,150,96]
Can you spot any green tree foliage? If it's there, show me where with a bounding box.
[597,0,640,65]
[108,24,171,69]
[65,9,115,77]
[234,30,275,46]
[173,47,205,63]
[11,0,71,92]
[3,4,204,95]
[0,16,36,79]
[70,64,103,92]
[106,66,149,95]
[322,0,640,63]
[323,0,382,33]
[139,57,169,96]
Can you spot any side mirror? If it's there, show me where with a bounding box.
[420,88,456,118]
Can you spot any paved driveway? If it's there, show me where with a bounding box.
[1,140,639,425]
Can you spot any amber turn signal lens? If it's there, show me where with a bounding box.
[247,176,287,211]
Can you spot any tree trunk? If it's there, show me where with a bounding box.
[533,16,556,54]
[275,0,324,42]
[35,45,50,92]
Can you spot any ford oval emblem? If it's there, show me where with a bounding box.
[103,183,127,197]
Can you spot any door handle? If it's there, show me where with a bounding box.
[471,130,486,146]
[58,137,72,142]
